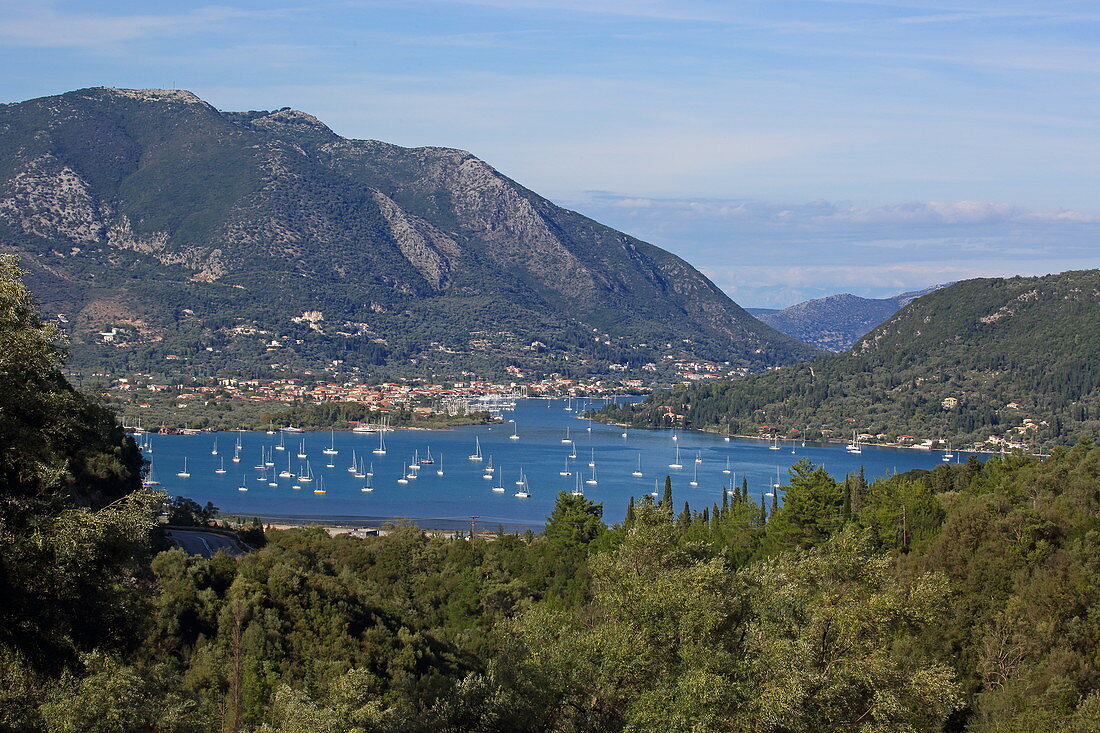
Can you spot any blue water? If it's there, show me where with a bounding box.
[142,398,972,530]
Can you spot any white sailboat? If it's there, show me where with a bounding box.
[264,445,274,467]
[298,461,314,483]
[279,454,293,478]
[237,475,248,492]
[323,430,338,456]
[211,438,218,456]
[422,447,434,465]
[143,466,161,486]
[468,436,483,461]
[373,430,387,455]
[397,464,409,485]
[296,440,307,459]
[361,474,373,492]
[562,427,572,444]
[846,431,862,454]
[560,458,572,477]
[492,467,505,492]
[177,458,190,478]
[313,476,326,494]
[367,461,375,477]
[668,445,683,469]
[769,435,780,451]
[232,445,240,463]
[724,423,731,442]
[215,458,227,475]
[348,449,358,472]
[509,422,519,440]
[722,456,731,475]
[695,450,702,464]
[631,455,643,478]
[409,450,421,470]
[586,464,598,486]
[275,432,285,451]
[354,456,366,479]
[588,448,596,468]
[435,455,444,477]
[650,478,659,498]
[689,462,699,487]
[571,474,584,497]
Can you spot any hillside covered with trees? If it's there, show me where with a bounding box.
[603,271,1100,450]
[2,257,1098,731]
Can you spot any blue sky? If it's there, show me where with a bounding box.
[2,0,1098,306]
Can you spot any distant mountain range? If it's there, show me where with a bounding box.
[601,270,1100,448]
[747,285,948,351]
[0,88,815,379]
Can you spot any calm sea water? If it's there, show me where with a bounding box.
[142,397,973,531]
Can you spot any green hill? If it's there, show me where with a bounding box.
[0,87,815,380]
[601,270,1100,449]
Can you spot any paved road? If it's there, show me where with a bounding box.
[166,529,246,559]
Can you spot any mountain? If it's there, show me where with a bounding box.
[750,285,947,351]
[0,87,815,379]
[600,270,1100,448]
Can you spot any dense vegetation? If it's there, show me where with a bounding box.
[4,257,1099,731]
[0,87,814,381]
[604,271,1100,450]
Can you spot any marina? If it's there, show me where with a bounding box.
[142,397,978,531]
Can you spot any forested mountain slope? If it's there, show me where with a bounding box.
[2,258,1097,731]
[0,87,814,378]
[602,270,1100,448]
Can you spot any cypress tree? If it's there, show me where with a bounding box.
[853,467,865,514]
[721,490,729,517]
[677,501,692,530]
[625,496,635,527]
[771,488,778,514]
[662,475,673,511]
[701,506,709,524]
[741,476,749,503]
[760,494,767,523]
[842,475,852,518]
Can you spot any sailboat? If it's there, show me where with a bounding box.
[347,449,358,473]
[492,468,505,492]
[422,447,434,464]
[313,476,326,495]
[296,440,307,459]
[279,454,293,478]
[407,464,419,480]
[631,455,643,478]
[298,461,314,483]
[237,475,248,492]
[435,455,444,477]
[468,437,483,461]
[409,450,421,470]
[571,474,584,497]
[722,456,731,475]
[650,479,659,498]
[724,423,731,442]
[361,474,373,492]
[275,432,285,451]
[354,457,366,479]
[254,450,266,470]
[483,456,494,479]
[176,458,190,478]
[689,463,699,487]
[143,466,161,486]
[846,431,862,454]
[943,446,953,462]
[560,458,572,477]
[695,450,702,464]
[215,458,227,475]
[264,446,274,467]
[672,432,679,441]
[588,448,596,468]
[514,479,530,499]
[568,443,577,459]
[509,422,519,440]
[373,430,387,455]
[773,467,782,490]
[232,444,240,463]
[769,435,780,451]
[367,461,375,477]
[621,428,628,438]
[668,445,683,470]
[397,464,409,484]
[561,427,572,444]
[323,430,338,455]
[256,464,267,482]
[211,438,218,456]
[268,470,278,487]
[586,464,598,486]
[564,397,573,412]
[515,468,527,487]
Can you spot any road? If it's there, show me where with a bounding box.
[166,529,246,559]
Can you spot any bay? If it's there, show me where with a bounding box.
[143,397,976,531]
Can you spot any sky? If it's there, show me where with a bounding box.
[1,0,1098,306]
